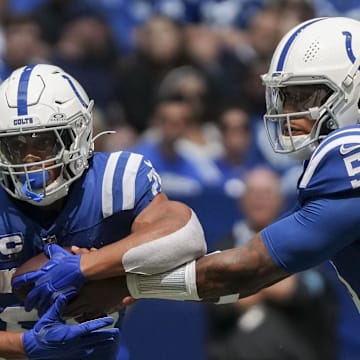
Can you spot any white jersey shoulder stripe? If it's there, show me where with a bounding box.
[300,131,360,188]
[122,152,143,210]
[102,151,122,218]
[312,127,360,157]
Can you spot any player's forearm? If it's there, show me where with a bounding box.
[126,234,289,303]
[0,331,26,359]
[195,243,287,300]
[81,203,206,280]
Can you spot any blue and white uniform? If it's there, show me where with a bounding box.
[0,151,161,359]
[262,125,360,310]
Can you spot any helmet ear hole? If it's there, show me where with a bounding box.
[319,119,337,136]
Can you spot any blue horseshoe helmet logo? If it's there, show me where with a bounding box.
[343,31,359,66]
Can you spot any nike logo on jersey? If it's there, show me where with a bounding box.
[144,159,153,168]
[339,144,360,155]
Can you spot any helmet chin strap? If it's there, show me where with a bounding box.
[342,52,360,88]
[19,171,50,202]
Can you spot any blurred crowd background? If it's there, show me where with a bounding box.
[1,0,360,359]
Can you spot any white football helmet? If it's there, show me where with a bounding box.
[262,17,360,160]
[0,64,94,206]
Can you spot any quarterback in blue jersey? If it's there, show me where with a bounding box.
[113,17,360,312]
[0,64,207,359]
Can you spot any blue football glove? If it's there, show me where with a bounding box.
[12,244,86,314]
[23,296,119,360]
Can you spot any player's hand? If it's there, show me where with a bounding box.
[70,246,98,255]
[23,296,119,360]
[12,244,86,314]
[69,246,136,312]
[63,279,126,323]
[121,296,136,307]
[64,276,133,322]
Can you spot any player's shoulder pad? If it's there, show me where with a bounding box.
[299,125,360,198]
[99,150,162,217]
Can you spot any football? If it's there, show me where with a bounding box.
[12,249,130,322]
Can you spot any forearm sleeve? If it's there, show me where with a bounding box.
[122,210,207,275]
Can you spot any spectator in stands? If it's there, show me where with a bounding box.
[157,65,223,159]
[267,0,315,36]
[133,94,222,197]
[115,15,189,134]
[187,0,264,29]
[230,7,281,65]
[30,0,101,45]
[183,25,230,119]
[0,15,49,80]
[50,13,118,113]
[215,105,254,200]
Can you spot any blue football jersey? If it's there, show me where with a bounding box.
[262,126,360,311]
[0,150,161,358]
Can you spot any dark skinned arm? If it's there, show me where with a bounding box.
[0,331,25,359]
[195,234,290,301]
[122,233,291,306]
[80,192,200,279]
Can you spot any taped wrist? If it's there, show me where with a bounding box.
[216,294,239,304]
[126,260,201,301]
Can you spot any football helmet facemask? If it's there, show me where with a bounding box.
[262,17,360,160]
[0,64,94,206]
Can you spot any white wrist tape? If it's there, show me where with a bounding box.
[216,294,240,304]
[126,260,201,301]
[126,250,240,304]
[123,210,207,275]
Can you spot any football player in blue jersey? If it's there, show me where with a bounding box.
[112,17,360,311]
[0,64,207,359]
[20,14,360,352]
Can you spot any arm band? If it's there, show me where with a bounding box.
[126,256,240,304]
[126,260,201,301]
[123,210,207,275]
[216,294,239,304]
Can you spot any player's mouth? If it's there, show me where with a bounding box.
[283,126,307,136]
[290,127,308,136]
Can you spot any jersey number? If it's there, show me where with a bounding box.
[145,160,161,195]
[343,153,360,188]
